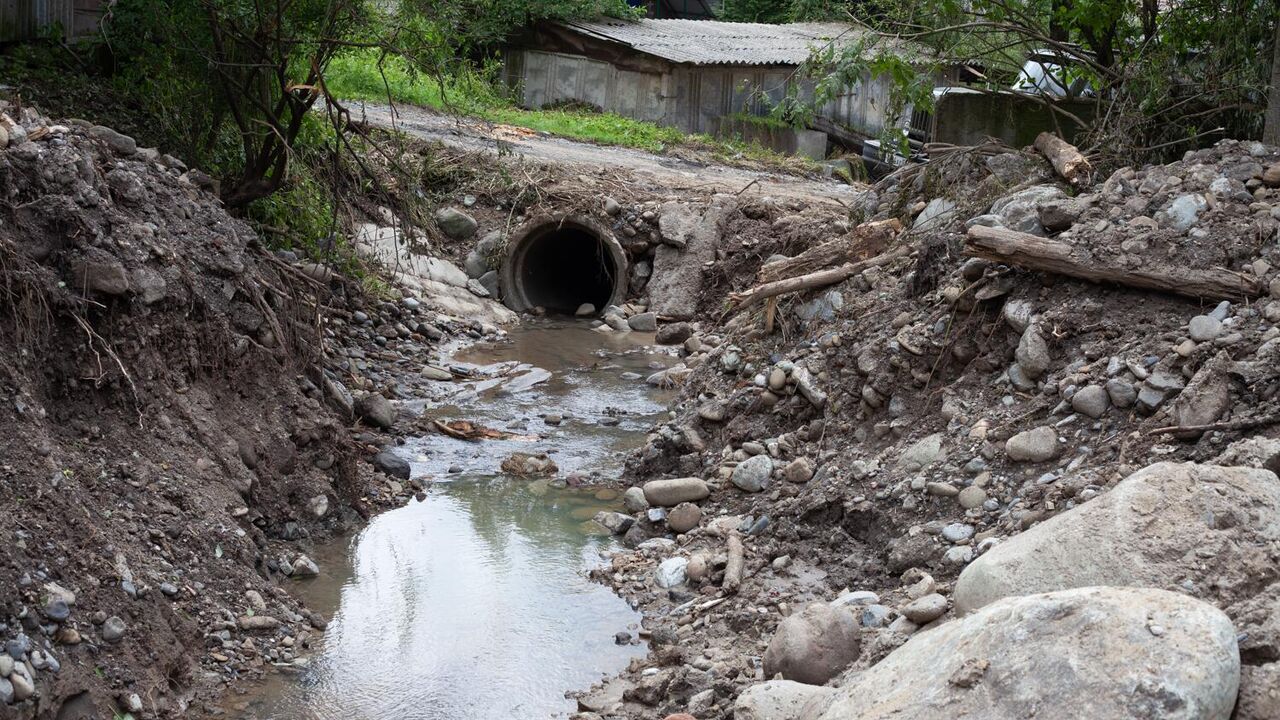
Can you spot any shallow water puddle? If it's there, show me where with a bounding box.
[240,322,673,719]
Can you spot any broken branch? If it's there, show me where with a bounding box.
[723,531,745,594]
[758,219,902,284]
[1033,132,1093,187]
[965,225,1261,300]
[730,245,913,312]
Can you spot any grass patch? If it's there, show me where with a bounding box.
[325,49,819,170]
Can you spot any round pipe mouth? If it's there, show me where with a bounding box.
[499,214,628,316]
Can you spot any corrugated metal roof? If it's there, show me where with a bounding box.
[559,18,865,66]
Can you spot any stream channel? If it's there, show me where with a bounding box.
[239,321,675,719]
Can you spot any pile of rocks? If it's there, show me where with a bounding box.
[575,138,1280,720]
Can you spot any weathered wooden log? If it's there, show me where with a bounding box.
[965,225,1262,300]
[723,531,744,594]
[758,218,902,284]
[1033,132,1092,187]
[730,245,913,312]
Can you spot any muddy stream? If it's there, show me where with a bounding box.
[235,321,674,719]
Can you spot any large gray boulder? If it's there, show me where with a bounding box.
[763,602,860,686]
[734,680,835,720]
[954,462,1280,614]
[811,587,1239,720]
[989,184,1066,235]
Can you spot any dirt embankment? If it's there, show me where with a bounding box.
[575,138,1280,720]
[0,103,470,718]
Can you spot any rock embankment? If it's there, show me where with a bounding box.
[574,138,1280,720]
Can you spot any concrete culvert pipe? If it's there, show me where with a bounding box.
[500,214,628,315]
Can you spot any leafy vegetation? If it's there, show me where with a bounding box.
[754,0,1278,165]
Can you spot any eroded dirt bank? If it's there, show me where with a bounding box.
[573,139,1280,720]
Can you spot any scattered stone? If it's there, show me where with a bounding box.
[435,207,478,239]
[926,481,959,497]
[1070,385,1110,418]
[1188,314,1223,342]
[44,598,70,622]
[8,672,32,702]
[655,322,693,345]
[1014,325,1050,379]
[957,486,987,509]
[859,604,894,628]
[763,602,861,685]
[292,555,320,578]
[1005,426,1059,462]
[575,303,596,317]
[88,125,137,156]
[697,401,726,422]
[622,486,649,513]
[1105,378,1137,408]
[72,258,130,296]
[372,450,411,480]
[1158,193,1207,231]
[628,312,658,332]
[900,593,948,624]
[642,478,709,507]
[899,433,945,471]
[655,557,689,588]
[941,523,974,543]
[238,615,280,632]
[101,616,126,643]
[782,457,814,483]
[500,452,558,477]
[594,511,635,535]
[732,455,774,493]
[667,503,702,533]
[355,392,396,429]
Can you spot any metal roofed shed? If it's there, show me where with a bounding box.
[559,18,859,66]
[501,18,939,161]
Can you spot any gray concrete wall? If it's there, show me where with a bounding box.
[504,47,911,148]
[931,90,1098,147]
[714,117,828,160]
[508,49,672,125]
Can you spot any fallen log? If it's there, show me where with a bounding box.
[730,245,913,312]
[758,218,902,284]
[1033,132,1092,187]
[965,225,1262,300]
[723,530,744,594]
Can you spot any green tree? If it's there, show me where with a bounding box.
[717,0,792,22]
[786,0,1278,162]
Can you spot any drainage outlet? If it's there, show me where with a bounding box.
[500,215,628,315]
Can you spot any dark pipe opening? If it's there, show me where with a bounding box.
[519,227,619,314]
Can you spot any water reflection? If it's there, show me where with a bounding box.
[247,480,645,720]
[242,322,668,719]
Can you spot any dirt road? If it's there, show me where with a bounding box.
[350,101,863,206]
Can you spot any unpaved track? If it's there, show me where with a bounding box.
[350,101,863,206]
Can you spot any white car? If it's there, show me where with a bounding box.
[1012,49,1096,98]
